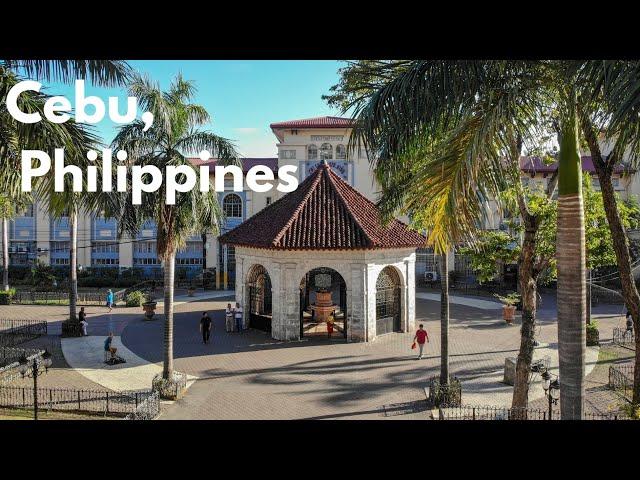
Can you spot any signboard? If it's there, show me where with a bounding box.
[306,160,349,181]
[311,135,344,142]
[314,273,332,289]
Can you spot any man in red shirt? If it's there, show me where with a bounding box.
[413,324,430,359]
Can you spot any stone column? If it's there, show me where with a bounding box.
[348,263,366,342]
[282,262,300,340]
[215,241,220,289]
[223,244,228,290]
[406,254,416,333]
[270,262,283,340]
[365,265,377,341]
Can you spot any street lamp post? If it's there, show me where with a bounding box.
[18,350,52,420]
[541,369,560,420]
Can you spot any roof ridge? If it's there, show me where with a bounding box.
[272,166,325,246]
[323,167,375,247]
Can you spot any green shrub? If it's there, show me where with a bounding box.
[586,321,600,346]
[0,288,16,305]
[125,290,146,307]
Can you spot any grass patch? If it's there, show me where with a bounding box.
[598,347,619,364]
[0,407,117,420]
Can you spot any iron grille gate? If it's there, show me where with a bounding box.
[248,266,272,333]
[376,267,401,335]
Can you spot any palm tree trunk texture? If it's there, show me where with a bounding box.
[163,251,176,379]
[557,109,587,420]
[69,208,78,322]
[512,204,538,410]
[580,113,640,405]
[2,217,8,291]
[440,251,450,385]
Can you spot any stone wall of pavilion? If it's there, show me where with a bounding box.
[234,246,416,342]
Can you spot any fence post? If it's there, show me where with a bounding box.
[22,387,25,407]
[135,393,139,409]
[472,407,476,421]
[78,390,81,411]
[106,391,109,414]
[49,388,52,409]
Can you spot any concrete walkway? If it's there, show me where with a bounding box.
[416,292,503,310]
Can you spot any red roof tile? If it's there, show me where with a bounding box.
[270,116,355,130]
[520,156,632,174]
[219,162,426,251]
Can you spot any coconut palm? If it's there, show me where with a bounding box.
[105,74,238,386]
[575,61,640,405]
[350,61,587,418]
[1,60,129,320]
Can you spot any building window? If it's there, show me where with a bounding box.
[266,197,272,206]
[320,143,332,160]
[280,149,296,159]
[134,241,156,254]
[51,241,70,254]
[92,258,119,266]
[335,144,347,160]
[307,144,318,160]
[52,258,70,265]
[91,242,119,254]
[223,194,242,218]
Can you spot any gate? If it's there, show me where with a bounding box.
[248,265,272,333]
[376,267,401,335]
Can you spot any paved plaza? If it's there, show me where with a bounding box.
[1,288,631,419]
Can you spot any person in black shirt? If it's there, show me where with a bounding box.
[200,312,212,344]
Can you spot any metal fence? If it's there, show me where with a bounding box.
[613,327,635,348]
[0,319,47,348]
[0,385,157,417]
[10,290,121,306]
[125,391,160,420]
[609,363,634,401]
[152,371,187,400]
[438,405,631,420]
[0,348,44,384]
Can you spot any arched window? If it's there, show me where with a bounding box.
[223,194,242,218]
[307,144,318,160]
[320,143,333,160]
[335,144,347,160]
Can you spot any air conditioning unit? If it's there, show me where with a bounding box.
[424,271,439,282]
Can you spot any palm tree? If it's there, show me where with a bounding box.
[1,60,130,321]
[575,61,640,405]
[105,74,237,388]
[439,252,449,384]
[0,193,32,290]
[350,61,587,418]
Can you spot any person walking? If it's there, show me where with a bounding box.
[225,303,234,332]
[413,324,430,360]
[104,332,117,359]
[106,289,115,313]
[200,312,212,344]
[234,302,243,333]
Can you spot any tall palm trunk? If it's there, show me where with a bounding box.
[440,251,450,384]
[557,105,587,420]
[512,197,539,409]
[580,112,640,405]
[69,207,78,322]
[2,217,8,291]
[162,250,176,379]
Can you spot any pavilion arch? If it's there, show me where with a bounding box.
[245,263,273,333]
[299,266,347,340]
[375,265,404,335]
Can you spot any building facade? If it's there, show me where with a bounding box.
[2,116,637,285]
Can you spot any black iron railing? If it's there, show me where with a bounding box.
[613,327,635,348]
[125,391,160,420]
[11,290,125,306]
[609,363,634,401]
[0,319,47,348]
[0,385,156,417]
[437,404,630,420]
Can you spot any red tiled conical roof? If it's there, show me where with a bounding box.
[219,162,426,250]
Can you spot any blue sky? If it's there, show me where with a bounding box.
[38,60,344,157]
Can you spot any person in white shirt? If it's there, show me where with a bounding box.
[234,302,244,333]
[225,303,234,332]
